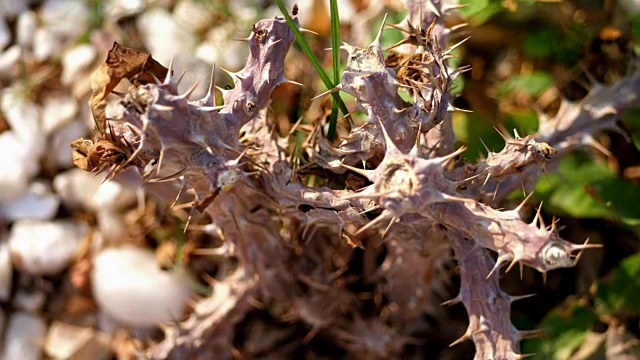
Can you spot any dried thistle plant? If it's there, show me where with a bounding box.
[70,1,640,359]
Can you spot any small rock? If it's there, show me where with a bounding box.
[0,16,10,50]
[0,181,60,222]
[16,11,37,50]
[92,246,193,328]
[1,84,44,156]
[44,321,97,359]
[0,312,46,360]
[41,95,78,135]
[53,169,105,212]
[61,44,97,86]
[0,45,21,80]
[173,0,214,33]
[0,132,32,202]
[93,179,138,213]
[40,0,90,40]
[137,7,196,64]
[8,220,88,276]
[50,120,88,169]
[33,28,62,62]
[0,1,27,18]
[0,242,12,301]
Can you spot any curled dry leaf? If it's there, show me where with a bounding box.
[89,42,169,133]
[72,42,169,177]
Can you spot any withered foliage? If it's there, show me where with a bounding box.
[72,42,169,177]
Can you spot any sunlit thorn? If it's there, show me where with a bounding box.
[515,353,536,360]
[201,63,216,106]
[265,39,282,50]
[354,213,388,237]
[149,168,188,184]
[339,163,374,179]
[510,293,536,302]
[532,201,545,228]
[155,149,165,176]
[505,258,520,273]
[481,172,492,190]
[152,104,175,111]
[183,205,196,233]
[311,85,342,101]
[175,68,188,88]
[479,137,491,155]
[519,329,544,340]
[449,23,468,32]
[283,78,303,87]
[513,192,534,216]
[447,104,472,113]
[486,255,508,279]
[163,57,175,85]
[541,271,547,284]
[444,36,470,55]
[440,295,462,306]
[550,216,559,232]
[178,80,200,100]
[381,216,399,238]
[170,178,187,208]
[513,128,522,140]
[449,332,470,347]
[493,126,511,142]
[425,0,441,17]
[572,238,602,266]
[198,105,226,112]
[371,13,389,50]
[299,27,319,35]
[231,36,251,42]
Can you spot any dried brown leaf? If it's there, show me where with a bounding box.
[89,42,169,135]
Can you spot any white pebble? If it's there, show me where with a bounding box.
[0,312,46,360]
[0,181,60,222]
[61,44,97,86]
[92,246,193,328]
[16,11,37,50]
[8,220,88,276]
[41,95,78,135]
[0,131,31,202]
[0,242,12,301]
[173,0,213,33]
[44,321,99,359]
[93,180,137,212]
[0,45,21,80]
[40,0,90,40]
[1,85,43,154]
[0,1,27,18]
[50,120,88,169]
[33,28,62,62]
[137,8,196,64]
[53,169,105,212]
[0,16,10,50]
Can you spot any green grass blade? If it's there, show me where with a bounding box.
[327,0,340,140]
[274,0,349,139]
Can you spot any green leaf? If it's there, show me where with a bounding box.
[458,0,504,25]
[522,30,556,59]
[536,153,640,224]
[596,253,640,315]
[498,71,553,99]
[622,109,640,152]
[522,302,598,359]
[274,0,350,138]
